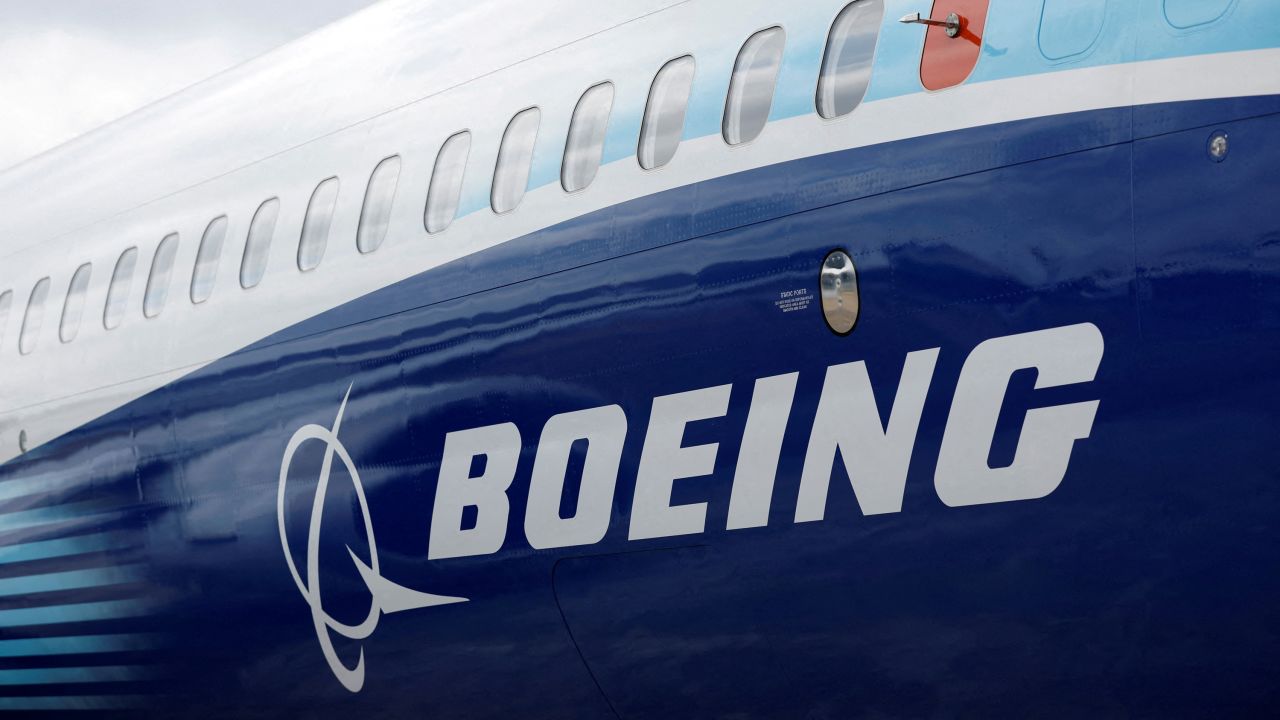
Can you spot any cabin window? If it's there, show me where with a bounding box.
[104,247,138,330]
[425,132,471,234]
[724,27,786,145]
[0,290,11,351]
[357,157,400,254]
[144,233,180,318]
[191,216,227,304]
[638,56,696,170]
[19,278,51,355]
[562,83,615,193]
[818,1,883,118]
[492,108,541,214]
[299,177,340,271]
[59,263,92,343]
[240,198,280,289]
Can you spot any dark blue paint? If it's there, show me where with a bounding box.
[1,95,1278,718]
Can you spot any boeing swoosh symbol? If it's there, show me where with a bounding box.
[277,385,466,692]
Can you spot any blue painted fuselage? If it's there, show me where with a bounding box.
[3,95,1278,717]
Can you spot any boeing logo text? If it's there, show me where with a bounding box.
[426,322,1105,559]
[281,323,1103,689]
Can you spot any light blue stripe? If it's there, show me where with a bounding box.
[0,599,151,628]
[0,565,143,598]
[0,633,159,658]
[0,473,83,503]
[501,0,1280,222]
[0,665,142,685]
[0,533,124,566]
[0,696,146,711]
[0,501,108,532]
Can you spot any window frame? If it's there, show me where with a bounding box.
[240,198,281,290]
[722,26,787,147]
[562,82,616,194]
[0,290,12,352]
[491,107,542,215]
[144,233,181,319]
[104,246,139,331]
[59,262,93,343]
[19,277,51,356]
[638,55,697,171]
[357,156,401,255]
[299,176,341,271]
[191,215,228,305]
[425,131,473,235]
[816,1,884,120]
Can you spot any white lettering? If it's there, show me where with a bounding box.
[428,422,522,560]
[795,349,940,521]
[525,405,627,549]
[935,323,1103,507]
[628,385,732,540]
[726,373,798,530]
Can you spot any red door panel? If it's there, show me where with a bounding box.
[920,0,989,91]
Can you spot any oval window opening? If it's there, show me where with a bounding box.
[104,247,139,330]
[19,277,51,355]
[425,132,472,234]
[639,56,696,170]
[357,157,400,254]
[817,0,884,119]
[191,216,228,304]
[300,177,340,271]
[493,108,541,214]
[144,233,181,319]
[0,290,13,352]
[60,263,93,343]
[241,199,280,289]
[563,83,615,193]
[724,27,786,146]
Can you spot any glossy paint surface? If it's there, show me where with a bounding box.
[1,0,1279,716]
[0,92,1277,716]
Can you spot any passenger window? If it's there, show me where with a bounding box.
[425,132,472,234]
[240,199,280,289]
[144,233,180,318]
[19,278,51,355]
[492,108,541,214]
[104,247,138,330]
[357,157,400,254]
[638,56,696,170]
[0,290,11,351]
[724,28,786,146]
[191,216,227,304]
[562,83,615,193]
[59,263,92,343]
[818,1,883,119]
[299,177,340,271]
